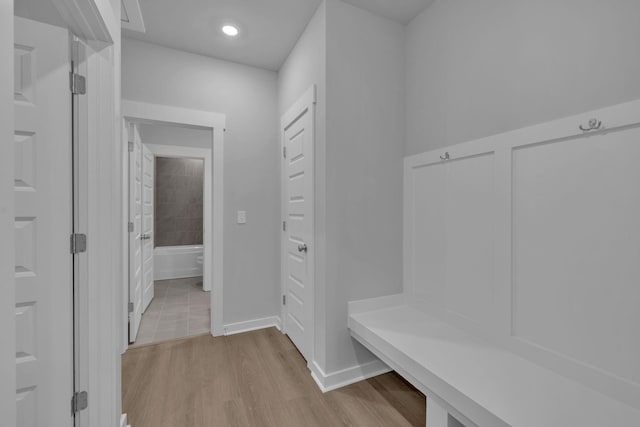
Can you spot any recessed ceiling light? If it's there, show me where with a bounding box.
[222,25,239,37]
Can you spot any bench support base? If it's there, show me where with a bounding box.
[427,396,448,427]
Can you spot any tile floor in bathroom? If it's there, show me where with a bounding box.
[131,276,210,346]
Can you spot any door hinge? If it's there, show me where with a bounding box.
[71,391,88,413]
[128,302,134,313]
[283,147,287,158]
[282,221,286,232]
[128,222,134,232]
[128,141,134,152]
[69,72,86,95]
[70,233,87,254]
[282,295,286,305]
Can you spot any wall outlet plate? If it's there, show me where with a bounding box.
[237,210,247,224]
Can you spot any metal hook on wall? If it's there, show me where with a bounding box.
[440,152,450,161]
[579,118,602,132]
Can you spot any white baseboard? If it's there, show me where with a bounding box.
[154,268,203,281]
[120,414,128,427]
[310,358,391,393]
[223,316,282,336]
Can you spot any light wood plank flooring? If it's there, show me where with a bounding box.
[122,327,425,427]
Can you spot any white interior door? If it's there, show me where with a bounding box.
[14,16,73,426]
[129,124,143,342]
[282,98,314,361]
[141,144,154,311]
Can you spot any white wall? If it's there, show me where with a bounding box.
[122,39,280,325]
[278,2,326,117]
[140,123,212,149]
[406,0,640,155]
[277,0,328,370]
[323,0,405,374]
[0,0,15,425]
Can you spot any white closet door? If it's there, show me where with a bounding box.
[282,104,314,361]
[14,16,73,427]
[129,125,143,342]
[141,144,154,311]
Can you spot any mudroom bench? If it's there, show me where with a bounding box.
[348,101,640,427]
[348,294,640,427]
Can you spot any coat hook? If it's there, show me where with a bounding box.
[579,118,602,132]
[440,152,450,161]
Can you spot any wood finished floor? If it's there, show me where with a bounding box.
[122,327,425,427]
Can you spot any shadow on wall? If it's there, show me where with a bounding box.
[154,157,204,247]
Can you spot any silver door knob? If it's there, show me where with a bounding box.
[297,243,308,253]
[141,234,151,240]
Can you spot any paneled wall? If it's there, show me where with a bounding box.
[408,151,495,327]
[154,157,204,247]
[404,101,640,408]
[511,130,640,385]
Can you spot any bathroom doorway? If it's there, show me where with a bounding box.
[121,100,226,349]
[125,121,215,346]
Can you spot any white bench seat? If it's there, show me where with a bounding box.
[348,294,640,427]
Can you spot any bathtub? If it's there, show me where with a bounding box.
[154,245,204,281]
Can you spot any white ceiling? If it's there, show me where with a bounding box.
[123,0,323,71]
[343,0,434,24]
[122,0,434,71]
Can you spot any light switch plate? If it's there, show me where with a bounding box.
[237,210,246,224]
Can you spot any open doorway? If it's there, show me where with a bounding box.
[122,100,226,347]
[128,122,211,345]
